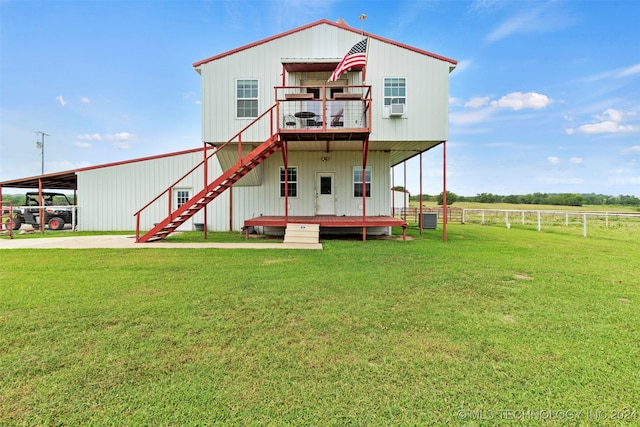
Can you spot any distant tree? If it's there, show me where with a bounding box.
[503,194,522,204]
[437,191,458,205]
[1,194,24,206]
[392,186,406,192]
[618,194,640,206]
[476,192,500,203]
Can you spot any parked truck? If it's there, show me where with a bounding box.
[9,192,76,230]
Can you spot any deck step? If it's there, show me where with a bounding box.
[283,223,320,244]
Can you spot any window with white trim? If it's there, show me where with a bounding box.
[175,189,190,208]
[236,79,258,118]
[353,166,371,198]
[279,166,298,197]
[383,77,406,107]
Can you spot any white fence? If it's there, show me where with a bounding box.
[462,209,640,237]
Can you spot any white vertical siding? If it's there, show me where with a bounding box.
[199,23,453,146]
[227,150,391,228]
[77,151,229,231]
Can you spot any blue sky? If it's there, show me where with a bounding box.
[1,0,639,197]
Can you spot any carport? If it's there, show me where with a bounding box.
[0,170,78,233]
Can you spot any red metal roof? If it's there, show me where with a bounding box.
[192,18,457,68]
[0,147,205,191]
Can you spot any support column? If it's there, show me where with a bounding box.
[282,140,289,220]
[442,141,447,243]
[419,151,423,236]
[361,136,369,241]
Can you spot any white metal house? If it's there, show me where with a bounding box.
[135,18,456,242]
[0,19,456,241]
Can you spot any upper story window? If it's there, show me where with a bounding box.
[236,79,258,118]
[353,166,371,198]
[280,166,298,198]
[383,77,406,106]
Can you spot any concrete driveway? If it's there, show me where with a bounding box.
[0,234,322,250]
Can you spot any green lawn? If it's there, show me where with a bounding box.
[1,224,638,425]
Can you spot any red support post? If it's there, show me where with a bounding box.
[443,141,447,243]
[204,141,208,239]
[419,151,423,236]
[38,178,44,233]
[361,136,369,241]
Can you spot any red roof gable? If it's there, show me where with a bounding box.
[192,18,457,68]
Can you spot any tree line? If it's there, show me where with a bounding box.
[403,190,640,207]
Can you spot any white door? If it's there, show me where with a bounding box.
[173,188,193,231]
[315,172,335,215]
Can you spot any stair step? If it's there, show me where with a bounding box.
[284,223,320,244]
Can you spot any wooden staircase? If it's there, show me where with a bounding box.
[137,135,281,243]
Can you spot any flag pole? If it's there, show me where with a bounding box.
[360,14,368,83]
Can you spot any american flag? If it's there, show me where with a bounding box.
[328,38,368,82]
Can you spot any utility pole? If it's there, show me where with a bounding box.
[35,131,50,175]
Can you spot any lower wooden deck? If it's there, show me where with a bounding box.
[243,215,407,241]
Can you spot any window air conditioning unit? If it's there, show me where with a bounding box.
[389,103,406,116]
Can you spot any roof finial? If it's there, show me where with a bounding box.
[359,14,367,36]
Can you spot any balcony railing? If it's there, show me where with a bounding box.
[275,85,371,137]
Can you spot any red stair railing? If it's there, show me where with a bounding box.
[134,105,277,242]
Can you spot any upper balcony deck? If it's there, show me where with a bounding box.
[275,85,371,142]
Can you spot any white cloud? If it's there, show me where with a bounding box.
[578,121,636,134]
[452,59,471,75]
[623,146,640,154]
[538,176,584,185]
[484,3,576,44]
[598,108,625,123]
[565,128,575,135]
[486,12,533,43]
[575,109,639,135]
[569,157,583,164]
[113,141,131,150]
[74,141,92,149]
[617,63,640,78]
[583,63,640,83]
[465,96,491,108]
[547,156,560,164]
[56,95,66,107]
[104,132,137,150]
[76,132,136,149]
[450,107,494,126]
[109,132,135,141]
[490,92,553,110]
[81,97,90,103]
[78,133,102,141]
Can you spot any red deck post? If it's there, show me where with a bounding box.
[419,151,423,236]
[443,141,447,243]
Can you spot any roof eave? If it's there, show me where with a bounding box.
[192,18,457,69]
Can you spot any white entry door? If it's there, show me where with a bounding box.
[315,172,335,215]
[173,188,193,231]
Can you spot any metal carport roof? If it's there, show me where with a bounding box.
[0,170,78,191]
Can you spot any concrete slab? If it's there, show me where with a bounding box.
[0,235,323,250]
